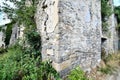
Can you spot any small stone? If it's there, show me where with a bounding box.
[52,60,71,72]
[47,49,54,56]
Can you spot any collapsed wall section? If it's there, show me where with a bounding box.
[36,0,101,76]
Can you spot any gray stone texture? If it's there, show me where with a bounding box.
[102,0,119,55]
[9,23,20,45]
[0,31,5,48]
[35,0,102,76]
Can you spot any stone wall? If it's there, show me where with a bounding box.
[36,0,101,76]
[102,0,119,55]
[0,31,5,48]
[9,23,20,45]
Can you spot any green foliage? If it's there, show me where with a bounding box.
[101,47,106,60]
[25,29,41,50]
[0,27,2,31]
[68,67,88,80]
[99,53,120,74]
[0,45,22,80]
[98,66,113,74]
[4,22,14,46]
[101,0,112,21]
[0,0,38,27]
[114,6,120,23]
[0,26,6,33]
[102,22,109,32]
[0,48,7,54]
[23,28,41,58]
[114,6,120,30]
[0,45,61,80]
[1,0,41,55]
[103,54,112,63]
[0,1,61,80]
[115,24,120,30]
[101,0,112,32]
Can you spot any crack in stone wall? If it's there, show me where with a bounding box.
[4,0,119,78]
[35,0,59,61]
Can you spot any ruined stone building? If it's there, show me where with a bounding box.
[35,0,119,76]
[0,0,119,76]
[101,0,119,56]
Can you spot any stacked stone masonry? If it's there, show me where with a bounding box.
[101,0,118,56]
[35,0,102,76]
[2,0,118,77]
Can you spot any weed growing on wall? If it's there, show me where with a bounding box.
[101,0,112,32]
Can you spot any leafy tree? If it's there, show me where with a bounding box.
[1,0,41,54]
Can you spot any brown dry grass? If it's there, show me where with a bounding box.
[86,52,120,80]
[105,52,120,69]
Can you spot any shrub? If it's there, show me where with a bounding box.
[101,0,112,21]
[0,45,61,80]
[4,22,14,46]
[68,67,88,80]
[98,66,113,74]
[0,48,7,54]
[102,22,109,32]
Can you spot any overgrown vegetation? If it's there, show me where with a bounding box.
[101,0,112,32]
[98,65,113,74]
[0,0,41,56]
[0,45,61,80]
[114,6,120,23]
[67,67,89,80]
[4,22,15,46]
[99,52,120,74]
[1,0,118,80]
[0,47,7,54]
[0,0,61,80]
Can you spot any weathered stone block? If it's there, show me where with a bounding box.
[36,0,102,77]
[52,60,71,72]
[46,49,54,56]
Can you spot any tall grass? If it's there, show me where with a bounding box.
[0,45,61,80]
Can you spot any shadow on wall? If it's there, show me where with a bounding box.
[101,38,107,59]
